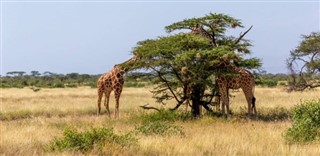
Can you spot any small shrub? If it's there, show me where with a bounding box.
[139,110,192,123]
[0,110,33,121]
[53,83,65,88]
[284,99,320,143]
[124,82,146,88]
[260,79,277,87]
[65,84,78,88]
[135,121,185,137]
[85,82,97,88]
[278,81,287,86]
[47,127,136,152]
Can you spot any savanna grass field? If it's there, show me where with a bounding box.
[1,86,320,155]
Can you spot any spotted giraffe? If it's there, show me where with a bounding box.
[215,65,256,116]
[97,56,140,118]
[192,23,257,116]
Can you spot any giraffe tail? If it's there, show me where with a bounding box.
[252,96,256,109]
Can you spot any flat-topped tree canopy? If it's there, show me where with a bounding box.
[132,13,261,116]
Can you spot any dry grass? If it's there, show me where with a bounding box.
[1,87,320,155]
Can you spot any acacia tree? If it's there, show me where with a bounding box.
[132,13,261,116]
[287,32,320,91]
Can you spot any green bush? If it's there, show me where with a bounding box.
[85,82,97,88]
[260,79,277,87]
[139,110,192,123]
[124,81,146,88]
[47,127,136,152]
[284,99,320,143]
[65,84,78,88]
[135,121,185,137]
[53,83,65,88]
[278,81,287,86]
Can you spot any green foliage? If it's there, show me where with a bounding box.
[259,79,277,87]
[135,121,185,137]
[47,127,136,152]
[53,82,65,88]
[255,72,289,87]
[124,81,146,88]
[284,100,320,143]
[139,110,192,123]
[132,13,262,116]
[65,84,78,88]
[165,13,243,34]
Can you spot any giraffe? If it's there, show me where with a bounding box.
[97,56,140,118]
[192,23,257,116]
[215,64,257,116]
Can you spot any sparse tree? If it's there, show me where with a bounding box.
[30,71,41,77]
[287,32,320,91]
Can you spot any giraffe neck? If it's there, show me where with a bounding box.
[114,65,128,74]
[198,26,213,41]
[115,56,140,72]
[192,24,215,47]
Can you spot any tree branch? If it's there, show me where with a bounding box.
[150,67,181,103]
[139,104,161,112]
[208,25,217,47]
[169,98,187,111]
[234,25,253,45]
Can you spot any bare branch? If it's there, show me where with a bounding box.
[170,98,187,111]
[139,104,161,112]
[234,25,253,45]
[208,25,217,47]
[150,67,182,103]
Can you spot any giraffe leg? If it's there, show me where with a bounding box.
[252,84,257,115]
[220,89,229,116]
[252,96,257,115]
[243,89,253,116]
[114,88,123,119]
[225,91,231,115]
[104,90,111,118]
[97,87,104,116]
[214,95,220,112]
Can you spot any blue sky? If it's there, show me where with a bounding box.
[1,1,319,75]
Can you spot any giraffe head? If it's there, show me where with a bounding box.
[115,56,141,72]
[191,23,202,34]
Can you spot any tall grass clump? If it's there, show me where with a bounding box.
[47,127,136,152]
[134,110,188,137]
[284,99,320,143]
[256,107,291,122]
[139,109,192,123]
[135,121,185,137]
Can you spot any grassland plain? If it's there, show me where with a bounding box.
[1,87,320,155]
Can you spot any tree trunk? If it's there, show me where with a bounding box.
[190,85,204,117]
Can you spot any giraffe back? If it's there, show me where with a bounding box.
[216,67,255,90]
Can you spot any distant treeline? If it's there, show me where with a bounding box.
[0,71,288,88]
[0,71,150,88]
